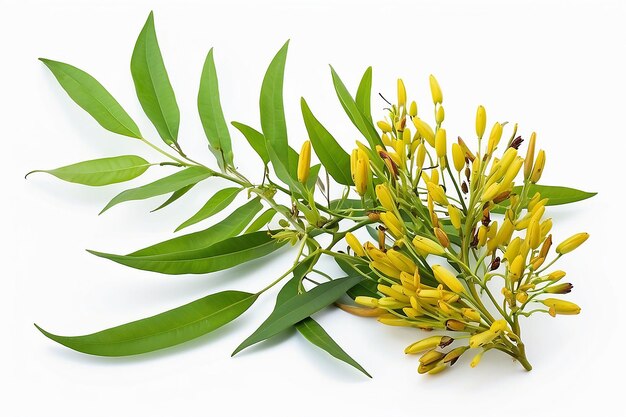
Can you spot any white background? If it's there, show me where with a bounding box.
[1,0,625,416]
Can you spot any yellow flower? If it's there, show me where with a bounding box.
[375,184,395,212]
[451,143,465,172]
[487,122,503,154]
[432,265,466,294]
[380,212,403,237]
[427,182,449,205]
[436,106,445,124]
[397,78,406,107]
[435,128,447,158]
[405,335,453,354]
[509,255,524,282]
[409,101,417,117]
[386,249,417,273]
[429,74,443,104]
[530,149,546,183]
[412,235,446,256]
[354,157,368,196]
[413,117,435,147]
[297,140,311,183]
[475,105,486,138]
[448,205,462,229]
[541,298,581,316]
[524,132,536,179]
[345,232,365,257]
[556,232,589,255]
[377,120,393,133]
[469,329,498,348]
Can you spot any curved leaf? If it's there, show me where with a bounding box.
[231,121,269,165]
[175,187,242,232]
[40,59,142,139]
[232,274,362,355]
[100,166,212,214]
[88,231,285,275]
[355,66,373,123]
[493,184,597,213]
[131,12,179,145]
[296,318,370,377]
[132,198,263,256]
[198,48,233,170]
[329,66,383,151]
[26,155,150,186]
[36,290,257,356]
[245,208,276,233]
[151,184,195,212]
[301,98,352,185]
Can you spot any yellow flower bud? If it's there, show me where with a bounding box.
[345,232,365,257]
[381,133,393,146]
[397,78,406,107]
[448,205,462,229]
[409,101,418,117]
[432,265,466,294]
[470,351,484,368]
[419,349,445,365]
[469,329,498,348]
[405,335,453,354]
[354,296,378,308]
[413,117,435,147]
[377,297,408,309]
[354,157,368,196]
[297,140,311,183]
[487,122,503,154]
[386,249,416,274]
[509,255,524,282]
[435,128,447,158]
[446,319,466,331]
[542,298,581,316]
[526,217,542,250]
[412,235,446,256]
[427,182,449,205]
[336,303,385,317]
[490,319,508,332]
[370,261,401,280]
[462,308,481,322]
[458,137,476,162]
[516,291,529,303]
[415,143,426,169]
[377,120,393,133]
[548,270,566,281]
[451,143,465,172]
[556,232,589,255]
[541,218,553,238]
[350,149,358,180]
[377,284,410,303]
[436,106,445,124]
[476,105,486,139]
[429,74,443,104]
[496,218,514,246]
[524,132,536,179]
[375,184,395,212]
[504,237,522,262]
[402,128,412,146]
[481,183,501,202]
[477,225,488,247]
[530,149,546,183]
[380,212,403,238]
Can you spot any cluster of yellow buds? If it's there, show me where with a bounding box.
[341,75,589,374]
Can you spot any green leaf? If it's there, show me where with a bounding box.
[231,121,269,165]
[245,208,276,233]
[175,187,242,232]
[232,274,362,355]
[198,48,233,170]
[26,155,150,186]
[355,66,373,123]
[132,198,263,256]
[296,318,371,377]
[335,258,379,299]
[301,98,352,186]
[493,184,597,213]
[151,184,195,212]
[39,59,142,139]
[35,290,257,356]
[329,66,383,151]
[100,166,212,214]
[131,12,179,145]
[88,231,285,275]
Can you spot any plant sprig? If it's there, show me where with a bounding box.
[29,12,595,377]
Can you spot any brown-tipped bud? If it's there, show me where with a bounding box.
[446,319,466,331]
[443,346,469,365]
[367,211,380,222]
[458,137,476,161]
[490,257,501,271]
[539,234,553,259]
[434,227,450,248]
[419,349,445,366]
[493,191,511,204]
[509,136,524,150]
[337,304,385,317]
[377,226,386,250]
[379,150,399,178]
[546,283,574,294]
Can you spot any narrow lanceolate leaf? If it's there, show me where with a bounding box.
[232,274,362,355]
[329,66,383,151]
[198,48,233,170]
[245,208,276,233]
[231,122,269,165]
[35,290,257,356]
[132,198,263,256]
[301,98,352,185]
[88,231,285,275]
[39,59,142,139]
[296,318,371,377]
[175,187,242,232]
[151,184,195,212]
[26,155,150,186]
[335,258,379,299]
[355,66,373,123]
[131,12,179,145]
[100,166,212,214]
[493,184,597,213]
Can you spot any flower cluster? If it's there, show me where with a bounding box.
[336,76,587,373]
